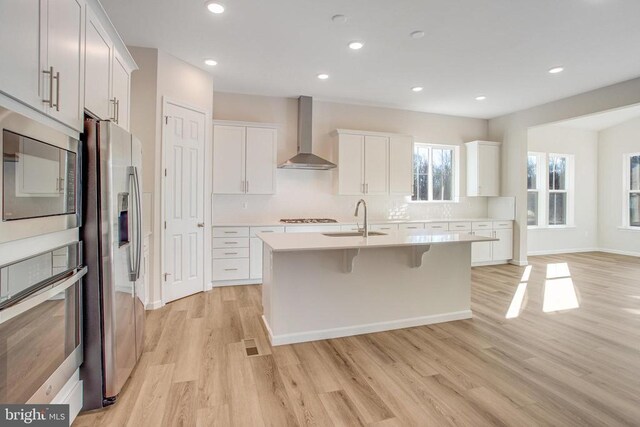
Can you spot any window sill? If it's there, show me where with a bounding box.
[528,225,576,230]
[617,226,640,232]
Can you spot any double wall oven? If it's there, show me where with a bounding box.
[0,106,84,404]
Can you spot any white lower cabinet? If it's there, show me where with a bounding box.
[471,230,493,263]
[399,223,424,230]
[492,228,514,261]
[470,221,514,265]
[212,258,250,281]
[250,238,262,279]
[370,223,398,232]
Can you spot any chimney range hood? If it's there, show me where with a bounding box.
[278,96,336,170]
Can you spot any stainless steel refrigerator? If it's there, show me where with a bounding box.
[81,117,144,409]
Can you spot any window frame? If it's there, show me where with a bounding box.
[526,151,575,229]
[623,152,640,229]
[411,142,460,203]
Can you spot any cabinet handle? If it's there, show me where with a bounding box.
[224,231,238,234]
[197,223,205,228]
[246,181,249,193]
[54,71,60,111]
[110,98,117,121]
[115,99,120,123]
[224,252,238,255]
[42,67,54,108]
[224,242,237,244]
[224,268,238,271]
[366,183,369,194]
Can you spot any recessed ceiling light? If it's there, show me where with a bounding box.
[204,59,217,66]
[410,30,425,39]
[475,95,487,101]
[348,41,364,50]
[411,87,423,92]
[548,66,564,74]
[206,1,225,14]
[331,14,347,24]
[317,73,330,80]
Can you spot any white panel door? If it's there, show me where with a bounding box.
[47,0,83,130]
[338,134,364,195]
[249,237,262,279]
[84,9,112,119]
[213,125,246,194]
[389,135,413,195]
[0,0,44,110]
[163,103,206,303]
[471,231,493,263]
[112,52,130,130]
[492,229,513,260]
[364,136,389,195]
[245,127,276,194]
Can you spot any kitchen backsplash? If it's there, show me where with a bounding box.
[212,169,488,223]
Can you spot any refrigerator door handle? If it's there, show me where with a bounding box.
[127,166,143,281]
[133,167,143,280]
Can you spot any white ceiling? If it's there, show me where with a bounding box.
[548,103,640,131]
[101,0,640,119]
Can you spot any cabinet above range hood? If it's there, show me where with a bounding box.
[278,96,336,170]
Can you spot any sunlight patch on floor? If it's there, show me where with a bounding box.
[506,282,528,319]
[543,277,579,312]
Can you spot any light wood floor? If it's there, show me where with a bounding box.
[74,252,640,426]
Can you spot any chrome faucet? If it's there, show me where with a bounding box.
[354,199,368,237]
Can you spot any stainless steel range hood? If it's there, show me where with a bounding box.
[278,96,336,170]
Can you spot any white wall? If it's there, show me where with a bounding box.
[598,117,640,256]
[489,76,640,265]
[526,126,599,254]
[129,47,214,307]
[212,92,490,222]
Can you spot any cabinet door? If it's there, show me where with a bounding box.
[389,135,413,195]
[478,144,500,196]
[84,9,112,120]
[213,125,246,194]
[364,135,389,195]
[471,231,493,263]
[492,229,513,261]
[0,0,44,110]
[249,238,262,279]
[245,127,276,194]
[338,134,364,195]
[112,52,130,130]
[47,0,83,130]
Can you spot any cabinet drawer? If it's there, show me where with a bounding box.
[425,222,449,231]
[472,221,493,230]
[493,221,513,229]
[399,223,424,230]
[371,224,399,232]
[213,227,249,237]
[213,248,249,259]
[340,224,360,232]
[449,222,472,231]
[213,259,250,281]
[213,237,249,248]
[250,226,285,237]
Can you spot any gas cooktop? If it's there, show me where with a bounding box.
[279,218,338,224]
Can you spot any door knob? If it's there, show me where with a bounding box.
[197,223,205,228]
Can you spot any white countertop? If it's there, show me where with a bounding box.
[258,230,497,252]
[212,218,513,227]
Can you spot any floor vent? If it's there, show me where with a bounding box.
[244,339,259,356]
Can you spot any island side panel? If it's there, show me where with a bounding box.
[262,243,274,337]
[266,242,472,345]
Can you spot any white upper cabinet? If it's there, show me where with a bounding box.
[337,129,413,196]
[47,0,84,130]
[337,133,365,195]
[389,135,413,195]
[245,127,276,194]
[466,140,501,197]
[84,8,112,120]
[213,123,276,195]
[111,52,130,130]
[0,0,44,110]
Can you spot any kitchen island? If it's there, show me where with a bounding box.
[258,230,496,345]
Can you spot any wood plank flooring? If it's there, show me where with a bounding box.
[74,252,640,426]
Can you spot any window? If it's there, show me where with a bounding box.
[412,143,458,202]
[527,152,574,227]
[626,153,640,228]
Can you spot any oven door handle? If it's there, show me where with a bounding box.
[0,266,87,325]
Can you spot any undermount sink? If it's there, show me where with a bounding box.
[322,231,387,237]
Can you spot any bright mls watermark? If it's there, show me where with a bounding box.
[1,405,69,426]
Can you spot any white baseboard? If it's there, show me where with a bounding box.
[145,299,164,310]
[509,259,528,266]
[472,260,509,267]
[212,279,261,287]
[262,310,473,346]
[598,248,640,257]
[527,247,599,256]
